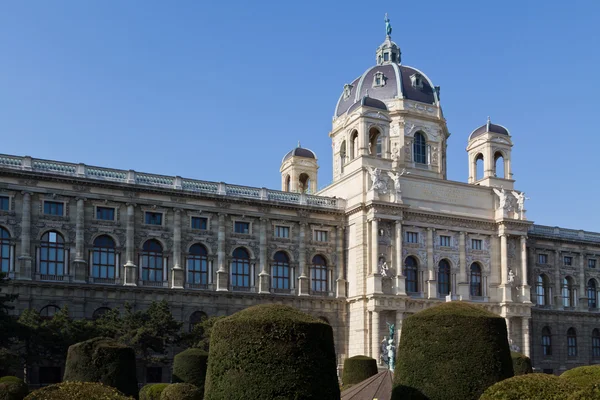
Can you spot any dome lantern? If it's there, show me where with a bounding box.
[376,14,401,65]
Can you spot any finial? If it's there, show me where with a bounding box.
[385,13,392,37]
[486,116,491,132]
[297,140,301,148]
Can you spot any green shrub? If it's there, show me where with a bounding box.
[160,384,202,400]
[342,355,378,388]
[204,304,340,400]
[0,376,28,400]
[392,302,513,400]
[568,383,600,399]
[511,352,533,375]
[140,383,169,400]
[172,348,208,392]
[480,373,577,400]
[561,365,600,390]
[62,337,138,398]
[24,382,130,400]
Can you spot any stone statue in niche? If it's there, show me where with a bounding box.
[508,268,515,285]
[379,256,389,277]
[387,168,408,203]
[368,167,387,194]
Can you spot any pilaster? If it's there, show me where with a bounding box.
[216,213,228,291]
[335,226,346,298]
[500,233,512,302]
[123,203,137,286]
[371,311,380,363]
[426,227,436,298]
[258,217,270,294]
[298,222,309,296]
[520,235,531,303]
[522,317,531,358]
[366,218,382,295]
[394,221,405,295]
[457,231,469,299]
[17,191,32,280]
[72,198,87,283]
[170,209,184,289]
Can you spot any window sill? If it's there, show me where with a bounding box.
[91,277,117,285]
[38,274,67,282]
[141,280,167,288]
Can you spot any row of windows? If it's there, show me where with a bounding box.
[538,253,597,268]
[404,256,484,297]
[406,232,483,250]
[541,327,600,358]
[536,274,600,308]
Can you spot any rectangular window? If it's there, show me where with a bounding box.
[383,52,389,61]
[593,336,600,358]
[314,230,328,242]
[439,235,451,247]
[472,239,483,250]
[96,206,115,221]
[0,196,9,211]
[43,201,64,216]
[406,232,419,243]
[234,221,250,234]
[275,226,290,238]
[590,259,597,269]
[538,254,548,264]
[191,217,208,230]
[564,256,572,266]
[144,212,163,225]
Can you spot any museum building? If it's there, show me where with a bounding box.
[1,17,599,383]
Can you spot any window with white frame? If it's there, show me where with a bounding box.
[538,254,548,264]
[471,239,483,250]
[314,230,328,242]
[406,232,419,244]
[439,235,451,247]
[275,226,290,239]
[40,231,66,277]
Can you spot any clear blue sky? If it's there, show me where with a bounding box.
[0,1,598,231]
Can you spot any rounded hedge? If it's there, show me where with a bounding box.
[204,304,340,400]
[140,383,169,400]
[480,373,577,400]
[511,352,533,375]
[392,302,513,400]
[62,337,138,398]
[342,356,378,387]
[160,384,202,400]
[568,383,600,400]
[23,382,130,400]
[561,365,600,390]
[172,348,208,391]
[0,376,28,400]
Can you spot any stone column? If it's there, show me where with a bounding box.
[500,234,512,302]
[426,228,437,298]
[579,250,587,310]
[73,198,87,282]
[258,217,270,294]
[505,317,511,343]
[170,209,184,289]
[335,226,347,298]
[298,222,309,295]
[216,213,228,291]
[371,311,380,363]
[17,191,33,280]
[522,317,531,357]
[457,231,469,299]
[520,236,531,303]
[554,250,562,308]
[123,203,137,286]
[367,218,382,294]
[395,221,405,295]
[395,311,404,345]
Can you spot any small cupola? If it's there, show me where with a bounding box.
[376,13,401,65]
[280,142,319,194]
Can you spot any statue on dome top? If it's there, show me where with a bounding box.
[385,13,392,37]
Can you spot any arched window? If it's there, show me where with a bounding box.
[285,175,291,192]
[311,255,328,293]
[562,277,575,307]
[92,235,116,280]
[299,173,310,194]
[542,326,552,356]
[369,128,382,158]
[438,260,450,296]
[40,305,60,319]
[350,130,358,160]
[0,227,10,273]
[494,151,505,178]
[188,244,209,287]
[40,231,66,277]
[141,239,163,282]
[340,141,346,173]
[567,328,577,357]
[470,263,482,297]
[413,132,427,164]
[231,247,251,289]
[404,256,418,293]
[588,279,598,309]
[92,307,111,320]
[475,153,484,181]
[593,329,600,359]
[189,311,207,332]
[536,274,551,306]
[272,251,290,290]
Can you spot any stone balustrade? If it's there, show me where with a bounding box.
[529,224,600,243]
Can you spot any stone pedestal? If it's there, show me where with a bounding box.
[258,271,270,294]
[170,266,184,289]
[336,277,347,298]
[457,282,470,300]
[427,280,437,299]
[366,190,379,202]
[216,269,228,291]
[521,284,532,304]
[367,273,383,295]
[501,284,513,303]
[17,256,32,280]
[298,275,310,296]
[123,262,137,286]
[395,275,406,295]
[72,259,87,283]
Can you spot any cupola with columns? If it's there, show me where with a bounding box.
[280,142,318,193]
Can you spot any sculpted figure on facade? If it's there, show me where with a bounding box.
[387,168,408,203]
[511,191,529,219]
[368,167,387,194]
[508,268,515,285]
[379,256,389,277]
[493,187,511,212]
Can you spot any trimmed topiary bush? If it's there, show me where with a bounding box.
[62,337,138,398]
[140,383,169,400]
[392,302,513,400]
[480,373,577,400]
[342,355,378,388]
[511,352,533,375]
[568,383,600,400]
[172,348,208,392]
[561,365,600,390]
[160,384,202,400]
[0,376,29,400]
[24,382,130,400]
[204,304,340,400]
